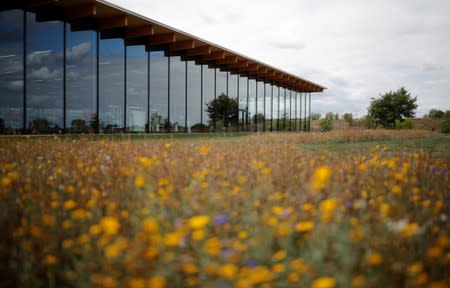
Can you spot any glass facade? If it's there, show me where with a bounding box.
[126,46,147,132]
[150,51,168,132]
[0,10,23,133]
[0,8,316,135]
[66,27,97,133]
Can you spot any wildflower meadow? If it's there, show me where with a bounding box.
[0,130,449,288]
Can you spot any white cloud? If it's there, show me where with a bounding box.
[109,0,450,116]
[31,66,60,80]
[66,42,91,62]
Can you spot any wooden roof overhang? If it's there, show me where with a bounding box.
[4,0,325,92]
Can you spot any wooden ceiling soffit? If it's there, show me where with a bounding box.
[100,28,125,39]
[246,63,259,72]
[215,56,237,66]
[125,25,154,38]
[186,46,211,57]
[35,5,64,22]
[148,33,176,46]
[202,51,225,61]
[229,61,248,69]
[25,0,59,9]
[96,15,128,30]
[125,37,148,46]
[64,3,96,21]
[168,40,195,52]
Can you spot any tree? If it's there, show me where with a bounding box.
[425,109,445,118]
[205,93,238,131]
[319,118,333,131]
[368,87,417,128]
[343,113,353,126]
[311,112,321,120]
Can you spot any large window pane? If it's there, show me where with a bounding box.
[279,88,286,131]
[26,12,63,133]
[202,66,214,131]
[215,69,227,131]
[99,38,124,133]
[187,61,202,132]
[228,73,238,131]
[238,76,248,132]
[126,46,147,132]
[256,81,265,131]
[265,83,272,131]
[248,79,256,131]
[150,51,168,132]
[273,86,279,131]
[0,10,23,134]
[287,90,292,131]
[169,56,186,132]
[66,27,96,133]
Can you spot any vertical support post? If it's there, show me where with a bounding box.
[225,71,229,131]
[309,92,312,132]
[185,61,188,133]
[146,52,150,133]
[124,43,127,133]
[255,81,258,132]
[263,83,266,132]
[277,87,280,131]
[246,78,249,131]
[304,92,307,131]
[214,68,217,131]
[270,85,273,132]
[96,32,100,134]
[167,56,170,133]
[23,10,27,133]
[63,22,67,134]
[237,75,240,132]
[200,65,203,129]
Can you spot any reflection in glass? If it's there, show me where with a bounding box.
[248,79,256,131]
[99,38,124,133]
[126,46,147,132]
[0,10,23,133]
[66,27,96,133]
[238,76,248,131]
[256,81,265,131]
[287,90,292,131]
[202,66,214,131]
[150,51,168,132]
[26,12,64,133]
[299,92,303,131]
[215,69,227,131]
[187,61,202,132]
[273,86,279,131]
[228,73,238,131]
[265,83,272,131]
[169,56,186,132]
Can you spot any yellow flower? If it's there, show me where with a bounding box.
[295,221,315,232]
[392,184,402,194]
[311,277,336,288]
[141,218,159,234]
[220,263,238,279]
[205,237,221,256]
[89,224,101,235]
[311,166,332,191]
[182,263,198,274]
[188,215,210,230]
[63,199,76,210]
[199,145,210,155]
[43,254,58,265]
[401,222,419,238]
[366,252,383,266]
[192,229,205,241]
[100,216,120,235]
[272,249,287,261]
[128,277,145,288]
[320,198,338,222]
[148,276,166,288]
[164,232,182,247]
[351,275,366,287]
[134,175,145,188]
[407,262,423,275]
[42,214,55,226]
[272,263,285,273]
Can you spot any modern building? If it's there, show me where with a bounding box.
[0,0,324,134]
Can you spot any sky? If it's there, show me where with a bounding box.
[109,0,450,117]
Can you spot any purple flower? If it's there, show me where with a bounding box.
[214,214,229,225]
[246,259,258,267]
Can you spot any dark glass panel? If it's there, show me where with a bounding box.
[202,66,214,131]
[66,27,96,133]
[187,61,202,132]
[265,83,272,131]
[99,38,124,133]
[256,81,265,131]
[169,56,186,132]
[238,76,248,131]
[248,79,256,131]
[280,87,287,131]
[287,90,292,131]
[273,86,279,131]
[0,10,23,134]
[26,12,63,133]
[150,51,168,132]
[228,73,238,131]
[126,46,147,132]
[215,69,227,131]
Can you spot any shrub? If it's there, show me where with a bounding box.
[441,119,450,133]
[319,118,333,131]
[395,118,414,130]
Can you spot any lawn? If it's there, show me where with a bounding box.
[1,130,448,287]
